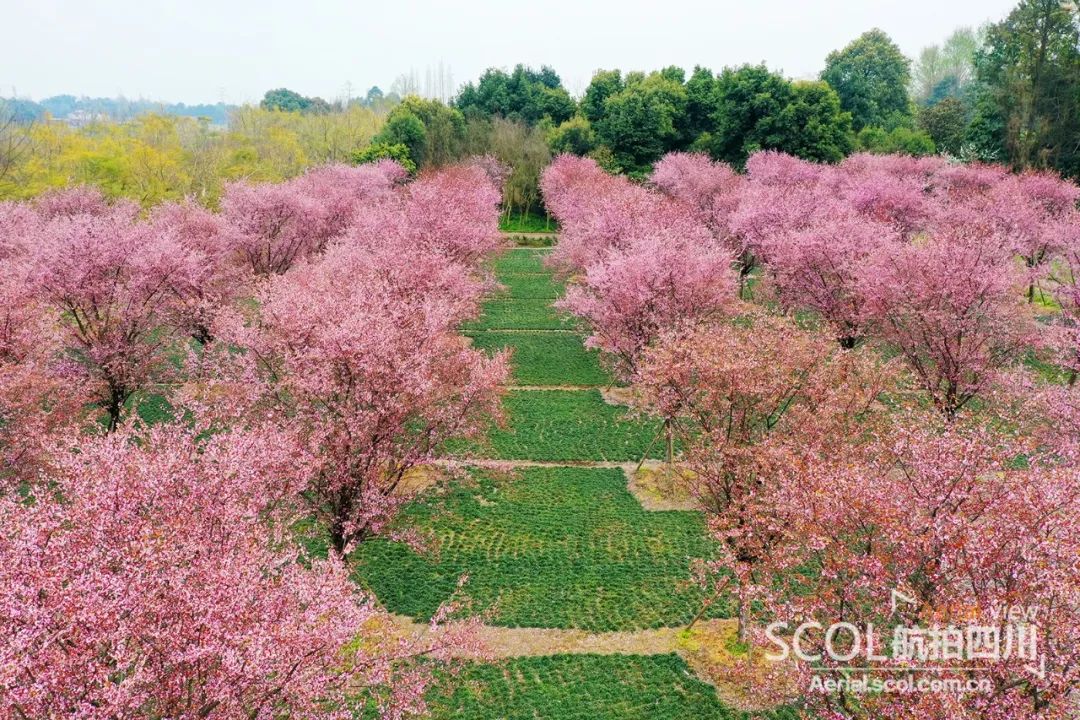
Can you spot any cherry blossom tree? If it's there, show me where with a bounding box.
[221,161,404,276]
[835,153,936,236]
[27,199,202,430]
[215,240,508,553]
[1047,213,1080,384]
[556,230,736,383]
[149,200,238,344]
[348,164,504,268]
[650,152,744,238]
[763,212,902,347]
[989,171,1080,302]
[768,420,1080,720]
[34,185,137,220]
[727,153,836,293]
[861,216,1034,420]
[634,310,895,641]
[0,423,474,719]
[0,231,77,486]
[541,154,661,275]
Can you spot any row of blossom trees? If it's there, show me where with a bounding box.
[0,160,509,718]
[542,152,1080,719]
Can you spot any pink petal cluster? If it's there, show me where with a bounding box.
[216,235,509,552]
[1,424,479,719]
[221,161,405,275]
[542,155,737,380]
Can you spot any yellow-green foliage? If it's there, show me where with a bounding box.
[0,106,384,207]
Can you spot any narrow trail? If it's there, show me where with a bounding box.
[393,613,738,659]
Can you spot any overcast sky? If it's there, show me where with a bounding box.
[2,0,1020,105]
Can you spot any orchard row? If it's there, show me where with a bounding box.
[542,151,1080,719]
[0,160,510,718]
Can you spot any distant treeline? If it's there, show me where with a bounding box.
[2,0,1076,212]
[4,95,237,126]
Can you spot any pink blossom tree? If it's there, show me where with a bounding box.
[728,152,836,293]
[861,217,1034,420]
[541,155,660,275]
[768,421,1080,719]
[834,153,935,236]
[763,212,902,347]
[634,311,893,642]
[0,423,474,719]
[34,185,137,220]
[215,241,508,552]
[989,171,1080,302]
[149,199,238,344]
[556,226,736,383]
[650,152,744,238]
[27,199,202,430]
[1047,213,1080,384]
[0,237,78,486]
[348,164,504,268]
[220,161,404,276]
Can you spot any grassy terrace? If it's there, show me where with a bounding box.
[426,654,789,720]
[466,332,610,386]
[447,390,665,462]
[354,245,738,718]
[353,466,724,630]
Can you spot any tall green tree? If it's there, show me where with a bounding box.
[706,67,854,166]
[593,71,687,172]
[706,65,782,165]
[683,66,720,145]
[821,29,913,131]
[971,0,1080,176]
[455,65,575,126]
[774,81,855,162]
[547,116,596,156]
[260,88,312,113]
[918,97,968,154]
[372,110,427,167]
[911,28,980,105]
[580,70,624,124]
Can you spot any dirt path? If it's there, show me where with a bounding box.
[392,614,720,658]
[499,231,558,241]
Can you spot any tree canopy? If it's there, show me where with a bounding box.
[821,29,913,131]
[971,0,1080,176]
[455,64,576,126]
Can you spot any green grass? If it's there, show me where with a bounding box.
[496,272,564,300]
[464,299,576,331]
[492,249,551,275]
[352,467,727,631]
[425,654,786,719]
[468,332,611,386]
[449,390,666,462]
[499,211,558,234]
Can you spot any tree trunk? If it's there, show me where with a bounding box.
[665,420,674,464]
[738,595,750,646]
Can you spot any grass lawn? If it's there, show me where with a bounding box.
[463,299,576,331]
[499,211,558,234]
[352,466,727,631]
[496,272,564,299]
[448,390,665,462]
[492,249,551,275]
[468,332,611,387]
[425,654,785,720]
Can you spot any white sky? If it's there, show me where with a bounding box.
[1,0,1020,105]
